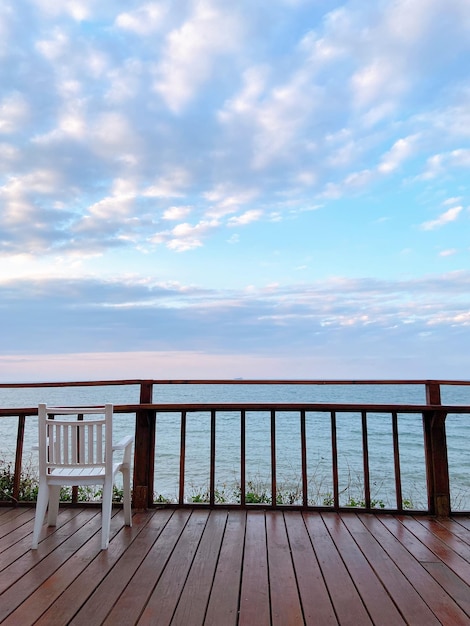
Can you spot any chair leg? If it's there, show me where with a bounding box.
[101,480,114,550]
[47,485,61,526]
[121,467,132,527]
[32,481,50,549]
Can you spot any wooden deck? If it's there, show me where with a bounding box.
[0,507,469,625]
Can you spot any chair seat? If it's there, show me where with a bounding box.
[48,466,107,478]
[46,462,127,483]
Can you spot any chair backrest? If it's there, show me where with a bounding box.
[38,404,113,476]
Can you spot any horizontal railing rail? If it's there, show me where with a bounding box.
[1,379,469,515]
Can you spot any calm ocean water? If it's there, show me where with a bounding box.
[1,383,469,509]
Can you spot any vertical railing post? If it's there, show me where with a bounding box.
[209,410,216,506]
[271,410,277,507]
[12,415,25,504]
[133,381,155,510]
[300,410,308,508]
[423,382,450,516]
[361,411,371,509]
[240,410,246,506]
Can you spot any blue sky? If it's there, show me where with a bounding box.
[1,0,469,381]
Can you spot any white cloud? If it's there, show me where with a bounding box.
[166,219,219,251]
[143,169,191,199]
[219,65,270,120]
[86,179,137,221]
[115,4,167,36]
[105,58,143,103]
[378,135,419,174]
[424,149,470,179]
[32,109,87,144]
[91,112,139,158]
[0,92,29,134]
[228,210,262,227]
[36,28,69,60]
[351,59,406,110]
[0,142,19,162]
[150,218,220,251]
[443,196,462,206]
[204,185,258,218]
[30,0,92,20]
[421,206,463,230]
[220,66,320,169]
[153,1,243,112]
[0,6,12,57]
[0,169,68,253]
[163,205,192,221]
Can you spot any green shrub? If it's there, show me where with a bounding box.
[0,459,38,502]
[0,456,128,503]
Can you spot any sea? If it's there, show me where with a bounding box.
[1,382,469,510]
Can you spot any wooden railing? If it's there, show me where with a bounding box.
[1,379,469,516]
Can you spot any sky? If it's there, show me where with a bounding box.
[0,0,469,382]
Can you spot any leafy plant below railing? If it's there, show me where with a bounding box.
[185,469,417,509]
[0,459,39,502]
[0,457,125,503]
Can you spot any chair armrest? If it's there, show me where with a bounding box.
[113,435,134,451]
[113,435,134,467]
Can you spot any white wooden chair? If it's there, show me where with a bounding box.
[31,403,133,550]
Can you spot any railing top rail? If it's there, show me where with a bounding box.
[117,402,470,413]
[2,402,470,418]
[1,378,470,389]
[0,379,144,389]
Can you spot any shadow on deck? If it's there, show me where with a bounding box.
[1,506,469,625]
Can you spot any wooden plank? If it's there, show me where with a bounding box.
[303,512,372,625]
[0,509,36,548]
[204,510,246,626]
[34,510,172,626]
[378,514,441,562]
[0,507,35,529]
[0,508,103,622]
[0,508,92,591]
[345,514,441,625]
[0,508,82,566]
[422,562,470,617]
[2,510,140,625]
[393,516,470,586]
[238,510,270,626]
[440,517,470,546]
[323,513,405,624]
[416,517,470,562]
[170,509,228,624]
[266,511,304,625]
[133,509,210,626]
[70,509,191,626]
[285,512,337,625]
[454,517,470,533]
[361,514,468,625]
